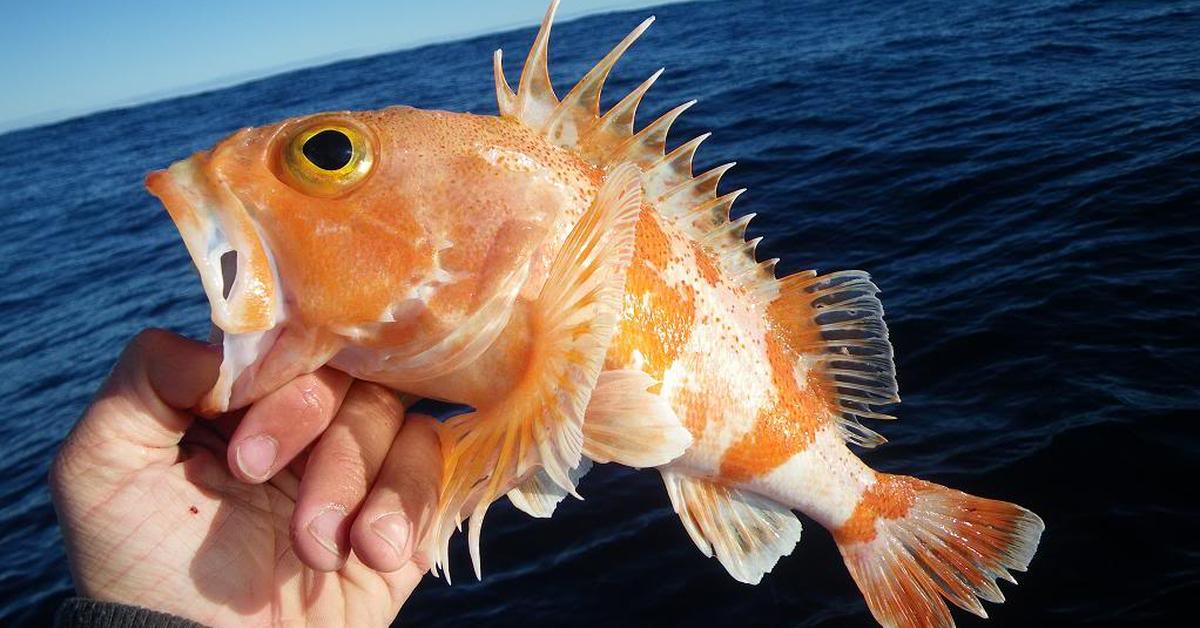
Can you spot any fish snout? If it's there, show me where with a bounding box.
[147,154,285,412]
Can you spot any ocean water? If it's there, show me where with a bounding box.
[1,0,1197,625]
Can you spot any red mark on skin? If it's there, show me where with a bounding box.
[189,506,200,515]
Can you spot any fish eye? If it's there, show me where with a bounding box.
[303,129,353,171]
[277,118,374,197]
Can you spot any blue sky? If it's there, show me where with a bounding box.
[0,0,685,133]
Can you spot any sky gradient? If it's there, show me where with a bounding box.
[0,0,685,133]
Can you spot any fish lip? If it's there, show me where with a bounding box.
[148,158,232,327]
[147,154,284,412]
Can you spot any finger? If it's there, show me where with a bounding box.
[226,367,352,483]
[351,414,441,573]
[58,329,220,471]
[291,382,406,572]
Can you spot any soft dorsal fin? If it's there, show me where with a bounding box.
[494,0,774,300]
[769,270,899,447]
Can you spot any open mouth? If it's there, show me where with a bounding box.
[220,250,239,300]
[146,157,276,333]
[147,155,283,411]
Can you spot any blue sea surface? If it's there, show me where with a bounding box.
[1,0,1197,625]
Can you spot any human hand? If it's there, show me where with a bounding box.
[50,329,441,627]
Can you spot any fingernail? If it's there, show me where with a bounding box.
[235,435,277,481]
[371,512,413,563]
[307,506,348,558]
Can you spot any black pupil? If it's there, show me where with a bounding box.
[302,129,353,171]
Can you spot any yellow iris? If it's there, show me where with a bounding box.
[279,119,375,197]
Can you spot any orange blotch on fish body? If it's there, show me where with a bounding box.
[717,332,835,483]
[606,214,697,385]
[673,384,712,439]
[833,474,922,545]
[718,401,803,484]
[634,209,671,270]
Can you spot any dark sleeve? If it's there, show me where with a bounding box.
[55,598,207,628]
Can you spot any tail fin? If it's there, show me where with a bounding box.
[833,474,1044,628]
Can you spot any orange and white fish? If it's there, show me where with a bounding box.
[147,2,1043,625]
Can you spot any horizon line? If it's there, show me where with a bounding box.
[0,0,692,137]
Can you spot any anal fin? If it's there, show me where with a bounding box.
[661,470,802,585]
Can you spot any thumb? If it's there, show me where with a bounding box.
[61,329,220,470]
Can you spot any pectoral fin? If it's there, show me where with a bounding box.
[507,459,593,518]
[508,366,693,518]
[427,163,644,581]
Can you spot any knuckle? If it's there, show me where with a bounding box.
[322,446,371,488]
[343,382,405,428]
[297,382,324,414]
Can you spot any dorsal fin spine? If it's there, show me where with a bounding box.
[580,68,663,162]
[493,50,516,114]
[684,188,745,229]
[497,6,789,315]
[546,17,655,136]
[659,162,735,211]
[513,0,561,128]
[644,133,712,201]
[611,100,696,166]
[702,211,753,246]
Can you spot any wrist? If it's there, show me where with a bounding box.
[56,597,207,628]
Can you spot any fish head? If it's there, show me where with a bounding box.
[148,106,588,410]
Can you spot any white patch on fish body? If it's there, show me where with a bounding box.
[792,354,814,392]
[630,349,646,370]
[649,219,775,475]
[481,147,541,173]
[658,359,689,400]
[749,425,876,529]
[379,264,461,322]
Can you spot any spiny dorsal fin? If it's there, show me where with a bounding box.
[494,1,774,296]
[769,270,899,448]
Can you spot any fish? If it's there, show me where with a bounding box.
[145,1,1044,625]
